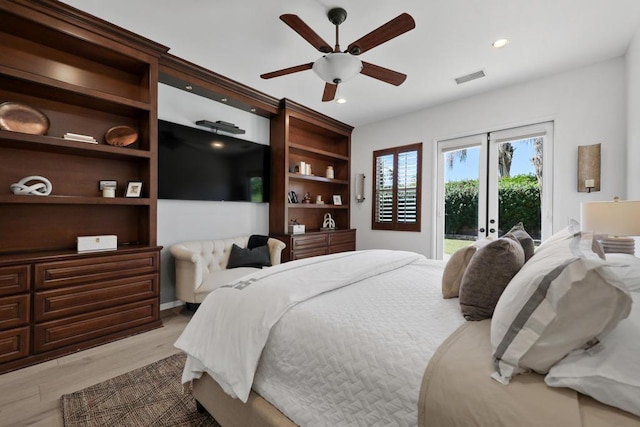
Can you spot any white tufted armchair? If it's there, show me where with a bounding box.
[170,236,286,305]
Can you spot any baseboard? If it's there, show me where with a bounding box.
[160,300,184,311]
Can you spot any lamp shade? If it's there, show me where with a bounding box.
[580,200,640,236]
[312,53,363,84]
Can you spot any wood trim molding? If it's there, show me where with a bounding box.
[159,53,280,118]
[0,0,169,56]
[281,98,354,134]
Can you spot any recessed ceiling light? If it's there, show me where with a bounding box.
[492,38,509,48]
[221,98,228,102]
[185,85,193,91]
[335,97,347,104]
[250,108,256,112]
[210,141,224,148]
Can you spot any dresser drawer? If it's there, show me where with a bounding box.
[0,265,30,296]
[0,294,30,330]
[329,243,355,254]
[33,299,159,353]
[35,274,158,322]
[0,326,29,364]
[292,234,328,251]
[292,247,329,260]
[35,251,159,290]
[328,230,356,246]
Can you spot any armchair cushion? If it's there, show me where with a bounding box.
[170,236,286,304]
[227,243,271,269]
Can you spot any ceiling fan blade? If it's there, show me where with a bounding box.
[322,83,337,102]
[361,61,407,86]
[280,14,333,53]
[347,13,415,55]
[260,63,313,79]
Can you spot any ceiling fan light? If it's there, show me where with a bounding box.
[313,53,363,84]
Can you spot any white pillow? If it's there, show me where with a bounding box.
[606,253,640,292]
[490,228,632,384]
[545,290,640,417]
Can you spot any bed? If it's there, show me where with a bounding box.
[174,246,640,427]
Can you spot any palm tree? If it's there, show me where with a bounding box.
[497,143,514,178]
[446,137,542,184]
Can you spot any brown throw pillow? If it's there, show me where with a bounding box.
[442,239,493,299]
[459,236,525,321]
[442,246,476,299]
[504,222,535,262]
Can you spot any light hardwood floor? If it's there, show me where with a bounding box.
[0,307,193,427]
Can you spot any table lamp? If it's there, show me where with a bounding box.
[580,197,640,255]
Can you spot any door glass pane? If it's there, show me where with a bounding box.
[494,137,542,240]
[444,146,480,255]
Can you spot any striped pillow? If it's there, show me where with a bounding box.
[490,227,632,384]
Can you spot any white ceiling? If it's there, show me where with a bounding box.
[62,0,640,127]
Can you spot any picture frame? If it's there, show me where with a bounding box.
[333,194,342,205]
[125,181,143,198]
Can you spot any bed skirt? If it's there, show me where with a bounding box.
[192,371,296,427]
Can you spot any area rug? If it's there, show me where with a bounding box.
[61,353,220,427]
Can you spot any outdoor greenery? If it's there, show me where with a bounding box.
[445,174,541,238]
[444,238,474,254]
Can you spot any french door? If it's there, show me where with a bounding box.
[434,122,553,259]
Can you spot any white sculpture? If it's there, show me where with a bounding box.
[10,175,52,196]
[322,212,336,230]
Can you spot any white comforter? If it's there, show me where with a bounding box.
[175,249,464,426]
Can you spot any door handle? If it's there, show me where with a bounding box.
[479,228,485,233]
[489,228,495,233]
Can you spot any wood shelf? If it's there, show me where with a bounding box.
[0,131,151,159]
[269,98,354,237]
[0,195,151,205]
[289,143,349,161]
[288,203,349,209]
[288,173,349,185]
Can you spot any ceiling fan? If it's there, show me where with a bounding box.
[260,8,415,102]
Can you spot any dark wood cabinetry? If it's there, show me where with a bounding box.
[0,247,161,373]
[0,0,166,373]
[269,99,356,258]
[274,229,357,262]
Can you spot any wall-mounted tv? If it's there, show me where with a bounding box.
[158,120,270,202]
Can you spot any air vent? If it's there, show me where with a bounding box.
[455,70,486,85]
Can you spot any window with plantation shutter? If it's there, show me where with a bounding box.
[372,143,422,231]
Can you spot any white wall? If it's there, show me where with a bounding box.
[158,84,270,304]
[626,26,640,253]
[627,27,640,200]
[351,57,628,257]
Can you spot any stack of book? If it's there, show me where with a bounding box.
[63,132,97,144]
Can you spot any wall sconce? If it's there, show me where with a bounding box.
[581,197,640,254]
[577,143,601,193]
[355,173,366,203]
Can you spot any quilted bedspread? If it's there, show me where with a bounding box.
[252,254,464,426]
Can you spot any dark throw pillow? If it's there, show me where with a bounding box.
[227,243,271,269]
[504,222,535,262]
[459,236,525,321]
[247,234,270,249]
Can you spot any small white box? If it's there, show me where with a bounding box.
[288,224,305,234]
[77,235,117,252]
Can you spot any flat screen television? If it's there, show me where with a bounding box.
[158,120,270,202]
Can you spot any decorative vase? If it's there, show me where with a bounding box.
[326,166,334,179]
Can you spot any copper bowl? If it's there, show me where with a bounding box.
[0,102,50,135]
[105,125,138,147]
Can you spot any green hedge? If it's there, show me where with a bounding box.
[445,174,540,238]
